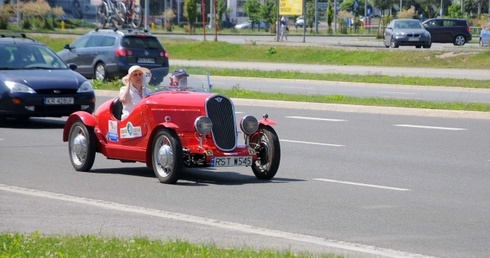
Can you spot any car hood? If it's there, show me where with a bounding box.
[0,69,86,90]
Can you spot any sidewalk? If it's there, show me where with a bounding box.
[171,59,490,81]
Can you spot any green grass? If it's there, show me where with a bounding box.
[0,232,340,258]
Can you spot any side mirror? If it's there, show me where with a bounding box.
[64,44,72,50]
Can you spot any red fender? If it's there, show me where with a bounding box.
[63,111,97,142]
[258,118,277,126]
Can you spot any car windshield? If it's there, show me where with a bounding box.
[395,20,423,29]
[0,45,69,70]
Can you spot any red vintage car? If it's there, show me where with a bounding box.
[62,68,281,184]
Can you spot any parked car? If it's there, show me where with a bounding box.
[383,19,431,48]
[0,33,95,120]
[57,28,170,82]
[62,68,281,184]
[479,27,490,47]
[51,0,97,19]
[234,21,268,30]
[294,16,319,28]
[422,18,472,46]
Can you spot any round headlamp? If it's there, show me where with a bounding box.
[194,116,213,135]
[240,115,259,135]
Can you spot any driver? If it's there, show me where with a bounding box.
[169,68,189,87]
[119,65,151,120]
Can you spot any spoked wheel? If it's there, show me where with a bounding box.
[250,126,281,180]
[96,3,108,28]
[129,4,142,29]
[151,129,183,184]
[94,62,107,81]
[68,121,96,172]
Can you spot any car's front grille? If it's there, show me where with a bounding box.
[36,89,78,94]
[407,34,421,37]
[206,95,237,151]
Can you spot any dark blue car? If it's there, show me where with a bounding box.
[0,34,95,120]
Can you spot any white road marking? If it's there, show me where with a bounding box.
[0,183,431,258]
[281,139,344,147]
[394,124,467,131]
[313,178,411,191]
[285,116,346,122]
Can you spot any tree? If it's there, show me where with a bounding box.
[184,0,198,32]
[260,0,276,32]
[327,0,334,34]
[448,3,463,17]
[372,0,394,16]
[244,0,261,30]
[306,0,315,32]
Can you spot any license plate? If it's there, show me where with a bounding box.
[408,38,419,41]
[211,156,252,167]
[138,58,155,64]
[44,97,74,105]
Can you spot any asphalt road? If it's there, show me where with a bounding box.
[1,94,490,258]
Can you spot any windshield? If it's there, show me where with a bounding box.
[0,45,69,70]
[144,67,211,93]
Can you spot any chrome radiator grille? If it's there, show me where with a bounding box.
[206,95,237,151]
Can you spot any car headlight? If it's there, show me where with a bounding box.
[194,116,213,135]
[5,81,35,93]
[240,115,259,135]
[77,80,94,93]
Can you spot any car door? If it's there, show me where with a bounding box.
[424,19,443,42]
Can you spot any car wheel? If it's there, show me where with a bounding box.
[423,42,432,49]
[250,125,281,180]
[68,121,96,172]
[71,0,83,19]
[416,45,421,48]
[454,35,466,46]
[94,62,107,81]
[390,38,399,48]
[151,128,183,184]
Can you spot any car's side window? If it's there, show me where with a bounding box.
[101,36,116,47]
[72,36,90,49]
[86,36,104,48]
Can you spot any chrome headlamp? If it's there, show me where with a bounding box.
[240,115,259,135]
[194,116,213,135]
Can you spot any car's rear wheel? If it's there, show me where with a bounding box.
[250,125,281,180]
[94,62,107,81]
[415,45,421,48]
[454,35,466,46]
[68,121,96,172]
[151,128,183,184]
[390,38,399,48]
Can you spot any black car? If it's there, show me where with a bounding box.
[422,18,472,46]
[57,28,170,82]
[0,33,95,120]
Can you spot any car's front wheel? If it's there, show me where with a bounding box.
[151,128,183,184]
[94,62,107,81]
[390,37,399,48]
[454,35,466,46]
[250,126,281,180]
[68,121,96,172]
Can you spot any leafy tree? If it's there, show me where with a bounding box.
[217,0,229,29]
[326,0,334,34]
[448,3,463,18]
[244,0,261,30]
[260,0,276,32]
[372,0,394,16]
[184,0,198,32]
[306,0,315,32]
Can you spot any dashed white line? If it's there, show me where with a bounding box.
[0,183,431,258]
[394,124,467,131]
[285,116,347,122]
[281,139,344,147]
[313,178,411,191]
